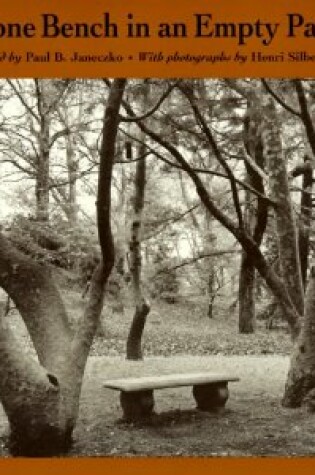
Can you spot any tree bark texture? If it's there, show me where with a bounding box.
[282,266,315,408]
[262,98,304,325]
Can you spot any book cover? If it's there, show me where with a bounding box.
[0,1,314,474]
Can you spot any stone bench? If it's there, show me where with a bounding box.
[104,372,240,421]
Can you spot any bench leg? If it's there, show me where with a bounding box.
[193,382,229,412]
[120,390,155,422]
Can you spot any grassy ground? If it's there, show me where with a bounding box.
[82,292,292,357]
[71,354,315,457]
[1,293,312,457]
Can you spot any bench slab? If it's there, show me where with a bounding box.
[104,372,239,392]
[104,372,239,421]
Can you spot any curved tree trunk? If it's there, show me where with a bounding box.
[282,265,315,408]
[0,78,126,455]
[0,243,112,455]
[126,129,150,360]
[0,238,76,455]
[0,317,71,455]
[126,300,151,360]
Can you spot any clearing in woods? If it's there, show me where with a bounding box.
[0,296,313,457]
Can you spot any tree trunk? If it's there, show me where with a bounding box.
[262,97,304,323]
[0,78,126,455]
[66,136,79,226]
[36,118,50,222]
[0,243,111,455]
[282,265,315,408]
[126,300,151,360]
[238,104,267,334]
[281,81,315,408]
[291,156,313,289]
[238,188,256,334]
[126,85,150,360]
[238,252,256,333]
[126,138,150,359]
[0,237,76,455]
[35,81,51,222]
[207,270,215,319]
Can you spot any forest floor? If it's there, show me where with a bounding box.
[1,293,314,457]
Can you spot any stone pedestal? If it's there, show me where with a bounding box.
[120,390,155,421]
[193,382,229,411]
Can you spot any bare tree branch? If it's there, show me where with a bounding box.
[178,82,244,228]
[6,80,39,123]
[119,82,178,123]
[262,79,301,118]
[293,79,315,157]
[242,146,269,181]
[154,249,240,275]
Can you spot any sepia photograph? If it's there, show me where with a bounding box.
[0,78,314,458]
